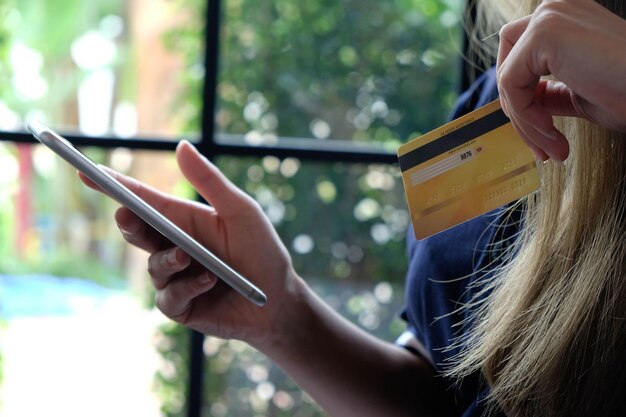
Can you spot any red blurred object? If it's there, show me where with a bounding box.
[16,144,33,256]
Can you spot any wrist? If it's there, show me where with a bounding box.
[253,271,315,357]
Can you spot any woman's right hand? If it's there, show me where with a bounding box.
[82,141,453,417]
[496,0,626,161]
[81,140,302,350]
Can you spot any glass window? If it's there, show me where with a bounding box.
[0,0,204,138]
[0,142,190,416]
[140,155,410,417]
[201,156,408,417]
[0,0,466,416]
[216,0,463,151]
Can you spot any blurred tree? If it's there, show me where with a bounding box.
[0,0,129,283]
[165,0,462,285]
[216,0,461,143]
[3,0,123,119]
[161,0,464,416]
[0,0,12,399]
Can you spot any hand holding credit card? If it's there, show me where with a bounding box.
[398,100,540,239]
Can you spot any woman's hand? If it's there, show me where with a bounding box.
[497,0,626,161]
[80,141,301,350]
[81,142,454,417]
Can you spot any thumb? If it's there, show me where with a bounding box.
[175,140,251,213]
[535,80,588,118]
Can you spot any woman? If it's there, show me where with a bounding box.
[83,0,626,415]
[449,1,626,416]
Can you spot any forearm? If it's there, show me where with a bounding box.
[101,144,456,415]
[257,274,457,417]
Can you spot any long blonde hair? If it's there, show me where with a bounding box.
[451,1,626,416]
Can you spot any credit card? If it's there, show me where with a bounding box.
[397,99,540,240]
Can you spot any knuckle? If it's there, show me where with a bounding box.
[147,256,160,277]
[147,250,174,277]
[532,3,566,33]
[154,292,169,315]
[159,250,173,269]
[499,21,515,41]
[147,264,156,277]
[155,287,190,323]
[498,68,513,90]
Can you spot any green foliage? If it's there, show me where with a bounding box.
[215,0,461,143]
[0,0,11,90]
[161,0,206,135]
[153,323,190,417]
[2,0,124,117]
[0,0,12,400]
[220,156,410,283]
[12,0,121,57]
[159,0,464,416]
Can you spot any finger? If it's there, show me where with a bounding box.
[78,171,100,191]
[154,271,218,321]
[505,80,571,161]
[527,122,569,161]
[535,79,590,118]
[115,207,171,253]
[499,52,570,159]
[497,15,532,72]
[503,91,564,162]
[505,89,570,162]
[525,138,550,163]
[509,116,550,161]
[147,247,191,290]
[497,12,557,132]
[497,16,531,118]
[80,164,186,217]
[514,113,570,161]
[175,140,253,215]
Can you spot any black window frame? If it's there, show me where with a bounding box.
[0,0,482,416]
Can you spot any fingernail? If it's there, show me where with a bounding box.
[117,223,135,235]
[198,273,216,286]
[178,139,196,151]
[167,249,179,266]
[542,129,558,141]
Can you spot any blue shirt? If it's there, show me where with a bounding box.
[402,68,516,416]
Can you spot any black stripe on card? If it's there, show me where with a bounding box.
[399,109,510,172]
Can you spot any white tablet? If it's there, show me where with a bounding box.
[27,120,267,307]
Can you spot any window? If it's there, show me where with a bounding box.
[213,0,462,158]
[0,0,464,416]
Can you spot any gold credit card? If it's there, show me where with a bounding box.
[397,100,540,240]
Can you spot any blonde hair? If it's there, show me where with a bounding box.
[451,1,626,416]
[463,0,536,82]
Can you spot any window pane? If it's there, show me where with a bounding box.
[200,155,408,416]
[216,0,463,150]
[0,143,191,416]
[0,0,204,138]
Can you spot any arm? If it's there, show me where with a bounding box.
[260,275,456,417]
[82,140,456,417]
